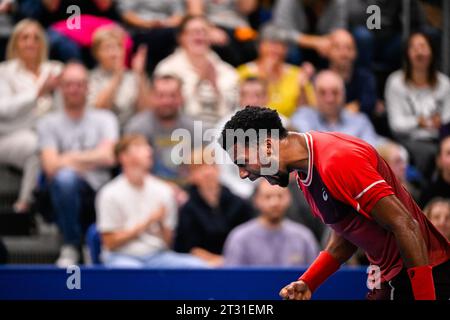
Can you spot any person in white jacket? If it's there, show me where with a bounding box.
[155,15,238,130]
[385,32,450,176]
[0,19,62,213]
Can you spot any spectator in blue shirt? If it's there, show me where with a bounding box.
[291,70,381,147]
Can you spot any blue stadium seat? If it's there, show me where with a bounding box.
[85,224,102,265]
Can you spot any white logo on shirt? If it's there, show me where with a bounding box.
[322,188,328,201]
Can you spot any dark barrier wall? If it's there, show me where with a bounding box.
[0,266,369,300]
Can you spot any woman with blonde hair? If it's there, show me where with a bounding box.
[88,26,150,129]
[0,19,63,213]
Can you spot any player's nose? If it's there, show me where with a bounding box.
[239,167,249,179]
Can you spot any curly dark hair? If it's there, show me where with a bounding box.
[220,106,288,151]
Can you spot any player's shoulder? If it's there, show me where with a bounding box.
[308,131,377,170]
[308,130,361,154]
[309,130,373,150]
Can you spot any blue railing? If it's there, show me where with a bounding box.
[0,266,368,300]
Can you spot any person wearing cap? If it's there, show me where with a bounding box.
[236,23,316,118]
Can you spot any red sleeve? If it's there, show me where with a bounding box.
[321,151,395,219]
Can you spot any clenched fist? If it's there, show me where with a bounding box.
[279,280,312,300]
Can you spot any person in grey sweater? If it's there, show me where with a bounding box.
[124,74,195,186]
[37,62,119,267]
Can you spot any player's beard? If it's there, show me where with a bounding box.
[277,171,290,187]
[264,170,289,187]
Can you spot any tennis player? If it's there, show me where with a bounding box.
[219,106,450,300]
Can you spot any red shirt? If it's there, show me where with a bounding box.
[296,131,450,282]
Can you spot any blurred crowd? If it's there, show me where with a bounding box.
[0,0,449,268]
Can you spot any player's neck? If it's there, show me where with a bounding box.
[281,132,310,173]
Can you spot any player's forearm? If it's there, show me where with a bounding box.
[294,231,355,293]
[371,196,429,268]
[324,230,358,264]
[391,219,429,268]
[371,195,435,299]
[391,217,435,300]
